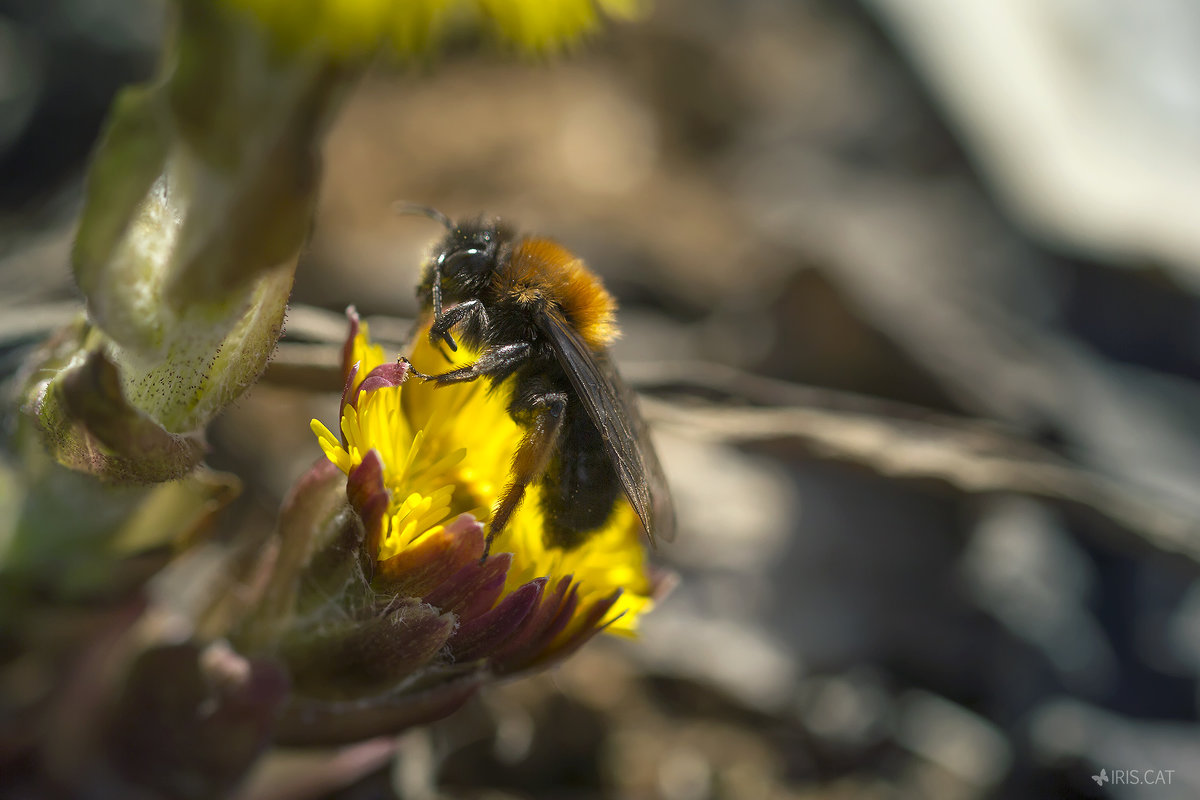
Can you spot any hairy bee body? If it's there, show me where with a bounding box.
[408,212,674,555]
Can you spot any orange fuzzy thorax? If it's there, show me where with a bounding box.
[502,237,618,350]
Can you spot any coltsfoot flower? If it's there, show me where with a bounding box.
[252,308,663,744]
[314,308,659,638]
[223,0,644,58]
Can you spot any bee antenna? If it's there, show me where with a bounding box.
[394,202,454,230]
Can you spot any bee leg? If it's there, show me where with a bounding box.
[428,299,489,353]
[484,391,567,560]
[409,341,530,385]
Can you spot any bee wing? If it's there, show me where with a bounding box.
[539,310,676,545]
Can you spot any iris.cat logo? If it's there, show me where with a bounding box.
[1090,767,1174,787]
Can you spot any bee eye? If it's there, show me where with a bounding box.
[443,247,491,278]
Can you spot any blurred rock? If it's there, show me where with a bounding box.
[867,0,1200,290]
[961,498,1116,694]
[895,689,1012,790]
[1030,697,1200,800]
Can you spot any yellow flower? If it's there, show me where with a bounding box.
[222,0,645,59]
[310,309,656,666]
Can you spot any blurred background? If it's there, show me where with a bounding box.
[4,0,1200,797]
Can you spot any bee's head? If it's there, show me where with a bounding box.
[433,218,506,297]
[400,205,512,313]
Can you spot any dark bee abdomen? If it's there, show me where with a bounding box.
[504,361,621,551]
[540,407,622,550]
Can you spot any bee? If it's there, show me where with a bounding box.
[400,206,675,557]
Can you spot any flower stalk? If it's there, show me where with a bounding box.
[23,1,355,483]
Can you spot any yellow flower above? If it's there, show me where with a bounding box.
[222,0,644,59]
[310,315,655,637]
